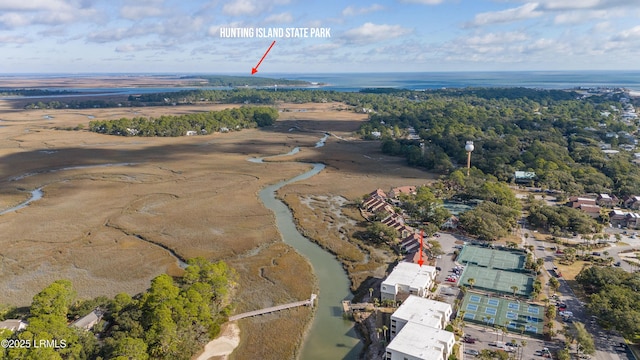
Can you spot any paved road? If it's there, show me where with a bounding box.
[522,220,635,360]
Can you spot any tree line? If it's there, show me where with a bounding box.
[0,258,236,360]
[88,106,278,137]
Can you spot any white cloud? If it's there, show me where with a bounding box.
[88,26,155,43]
[120,5,166,20]
[466,3,543,27]
[553,9,623,24]
[0,0,73,11]
[223,0,258,16]
[207,21,248,37]
[466,32,529,46]
[342,4,384,17]
[265,12,293,24]
[0,13,30,28]
[535,0,638,10]
[222,0,290,16]
[612,25,640,41]
[343,22,412,44]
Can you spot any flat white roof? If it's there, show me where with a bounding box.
[383,262,436,290]
[392,295,451,327]
[386,322,454,359]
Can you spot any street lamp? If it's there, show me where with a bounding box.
[465,141,475,176]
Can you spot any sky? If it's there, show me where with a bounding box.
[1,0,640,73]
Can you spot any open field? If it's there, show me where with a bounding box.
[0,99,438,359]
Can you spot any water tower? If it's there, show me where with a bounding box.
[465,141,474,176]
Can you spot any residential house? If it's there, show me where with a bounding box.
[624,196,640,210]
[381,262,437,302]
[363,196,394,216]
[577,204,602,219]
[0,319,27,332]
[610,210,628,228]
[567,196,596,208]
[385,322,455,360]
[400,233,421,253]
[72,309,103,331]
[626,213,640,230]
[596,194,618,207]
[390,295,452,339]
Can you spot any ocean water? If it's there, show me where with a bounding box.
[2,71,640,95]
[269,71,640,92]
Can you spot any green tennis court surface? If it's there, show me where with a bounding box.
[457,246,534,297]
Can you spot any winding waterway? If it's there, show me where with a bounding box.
[252,136,362,360]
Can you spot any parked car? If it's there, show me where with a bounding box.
[464,349,479,356]
[592,252,601,256]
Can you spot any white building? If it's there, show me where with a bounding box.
[390,295,452,339]
[385,321,455,360]
[0,319,27,332]
[381,262,436,301]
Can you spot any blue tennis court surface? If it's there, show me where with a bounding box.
[460,292,545,337]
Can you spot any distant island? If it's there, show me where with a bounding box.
[0,88,80,97]
[181,75,314,87]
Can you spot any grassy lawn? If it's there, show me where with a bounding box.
[553,260,590,301]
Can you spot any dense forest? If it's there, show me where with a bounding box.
[88,106,278,137]
[0,258,236,360]
[576,266,640,339]
[359,88,640,197]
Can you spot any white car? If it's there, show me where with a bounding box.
[464,349,479,356]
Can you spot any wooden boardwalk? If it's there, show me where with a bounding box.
[229,294,316,322]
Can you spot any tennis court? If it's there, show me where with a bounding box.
[457,245,526,271]
[459,292,545,336]
[457,246,534,297]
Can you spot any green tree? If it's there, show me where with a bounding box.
[30,280,76,318]
[574,321,595,355]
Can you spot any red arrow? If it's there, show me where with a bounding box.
[418,229,424,267]
[251,40,276,75]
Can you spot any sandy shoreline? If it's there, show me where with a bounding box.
[196,323,241,360]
